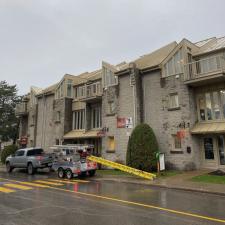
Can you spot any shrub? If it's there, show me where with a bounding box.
[126,123,158,172]
[1,145,18,164]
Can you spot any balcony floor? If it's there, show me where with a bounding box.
[184,71,225,87]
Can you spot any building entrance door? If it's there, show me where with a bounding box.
[217,135,225,165]
[203,137,214,160]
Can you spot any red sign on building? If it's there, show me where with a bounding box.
[20,137,28,145]
[117,117,126,128]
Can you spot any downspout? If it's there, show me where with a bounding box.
[132,85,136,127]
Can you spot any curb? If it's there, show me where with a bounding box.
[91,177,225,197]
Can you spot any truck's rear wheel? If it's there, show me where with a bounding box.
[65,169,73,179]
[88,170,96,177]
[58,168,65,178]
[6,162,13,173]
[27,163,35,175]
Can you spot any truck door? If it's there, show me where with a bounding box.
[15,150,26,168]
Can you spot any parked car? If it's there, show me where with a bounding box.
[5,147,54,175]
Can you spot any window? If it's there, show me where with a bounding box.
[27,149,44,156]
[220,90,225,118]
[15,150,25,157]
[107,136,115,152]
[204,138,214,160]
[197,90,225,121]
[108,101,115,114]
[169,93,179,109]
[164,48,183,76]
[205,93,212,120]
[67,79,73,98]
[60,81,64,98]
[56,111,61,122]
[212,92,220,119]
[198,96,206,121]
[173,135,181,149]
[55,139,60,145]
[31,115,35,125]
[91,105,102,128]
[103,67,118,87]
[73,110,85,130]
[74,86,85,99]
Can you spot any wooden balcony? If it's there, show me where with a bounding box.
[75,82,102,102]
[184,55,225,86]
[15,102,28,116]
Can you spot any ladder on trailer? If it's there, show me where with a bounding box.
[88,156,156,180]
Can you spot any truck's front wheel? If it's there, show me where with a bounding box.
[27,163,35,175]
[6,162,13,173]
[65,169,73,179]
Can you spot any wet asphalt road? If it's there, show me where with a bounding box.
[0,170,225,225]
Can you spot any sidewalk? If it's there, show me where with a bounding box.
[91,169,225,196]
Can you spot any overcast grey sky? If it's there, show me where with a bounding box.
[0,0,224,95]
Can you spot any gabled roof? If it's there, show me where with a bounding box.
[116,42,177,74]
[195,37,216,47]
[36,83,58,97]
[193,36,225,56]
[30,86,42,95]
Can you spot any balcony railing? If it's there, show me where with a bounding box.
[15,102,28,116]
[184,55,225,82]
[75,82,102,101]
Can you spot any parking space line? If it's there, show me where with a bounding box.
[4,183,33,190]
[20,181,50,188]
[34,180,64,186]
[47,179,78,184]
[0,186,15,193]
[64,179,89,183]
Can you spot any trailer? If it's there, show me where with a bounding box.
[50,144,98,179]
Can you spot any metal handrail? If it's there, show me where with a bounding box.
[184,55,225,81]
[76,82,102,100]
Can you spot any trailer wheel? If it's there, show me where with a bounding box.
[65,169,73,179]
[58,168,65,178]
[88,170,96,177]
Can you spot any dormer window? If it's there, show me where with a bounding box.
[102,67,118,87]
[164,48,183,77]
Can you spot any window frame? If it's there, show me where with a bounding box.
[168,93,179,110]
[197,90,225,122]
[91,105,102,129]
[102,67,118,88]
[73,109,85,130]
[172,134,182,150]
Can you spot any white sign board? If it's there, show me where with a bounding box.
[125,117,133,129]
[159,153,165,171]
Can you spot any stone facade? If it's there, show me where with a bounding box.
[16,36,225,170]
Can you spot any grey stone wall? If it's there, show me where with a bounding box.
[143,72,200,170]
[102,74,135,164]
[36,95,55,150]
[36,95,73,151]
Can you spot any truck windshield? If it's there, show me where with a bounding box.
[27,149,44,156]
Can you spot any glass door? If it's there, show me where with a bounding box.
[203,137,214,160]
[217,135,225,165]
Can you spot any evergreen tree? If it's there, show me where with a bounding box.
[126,123,158,172]
[0,81,22,144]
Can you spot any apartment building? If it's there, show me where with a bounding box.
[16,36,225,170]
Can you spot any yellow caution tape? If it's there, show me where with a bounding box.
[88,156,156,180]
